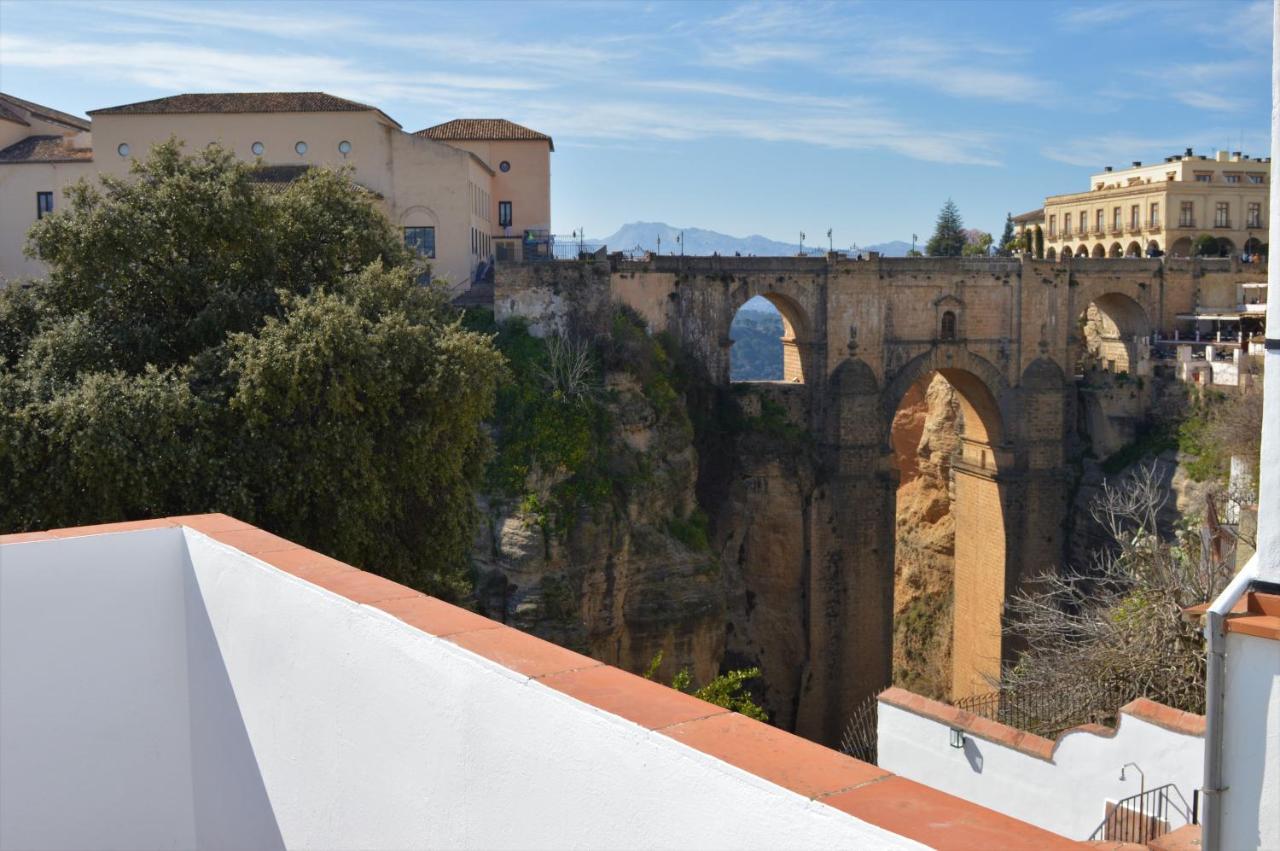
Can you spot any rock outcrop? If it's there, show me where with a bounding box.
[472,370,726,686]
[890,375,962,700]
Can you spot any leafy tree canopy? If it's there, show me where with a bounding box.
[926,199,967,257]
[0,140,504,598]
[997,213,1016,255]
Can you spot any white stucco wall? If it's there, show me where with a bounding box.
[1220,629,1280,851]
[0,528,924,850]
[877,701,1203,840]
[0,529,198,851]
[183,530,920,850]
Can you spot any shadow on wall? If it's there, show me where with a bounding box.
[184,551,286,849]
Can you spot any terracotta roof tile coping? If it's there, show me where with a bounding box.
[878,687,1206,764]
[1,515,1082,848]
[1222,591,1280,641]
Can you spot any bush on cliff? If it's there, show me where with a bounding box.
[0,141,504,598]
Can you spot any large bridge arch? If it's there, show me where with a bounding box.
[882,348,1014,697]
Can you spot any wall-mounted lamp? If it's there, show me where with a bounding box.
[949,727,965,749]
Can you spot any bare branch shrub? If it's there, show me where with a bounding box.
[537,333,598,404]
[1000,463,1232,718]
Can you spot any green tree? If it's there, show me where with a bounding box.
[1034,225,1045,259]
[1,140,504,598]
[961,230,994,257]
[645,651,768,722]
[997,213,1016,255]
[926,199,967,257]
[1193,234,1221,257]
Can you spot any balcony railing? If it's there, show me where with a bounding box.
[1147,221,1161,232]
[1110,225,1124,235]
[1215,220,1232,229]
[1177,219,1196,228]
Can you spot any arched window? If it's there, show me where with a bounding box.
[941,310,957,341]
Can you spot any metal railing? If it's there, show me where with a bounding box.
[1089,784,1196,844]
[952,683,1131,739]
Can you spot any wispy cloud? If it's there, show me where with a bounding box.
[0,35,545,106]
[1058,2,1150,27]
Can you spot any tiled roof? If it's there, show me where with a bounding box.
[0,100,30,127]
[0,134,94,163]
[0,92,90,131]
[2,515,1080,850]
[88,92,401,128]
[416,118,554,151]
[1012,208,1045,223]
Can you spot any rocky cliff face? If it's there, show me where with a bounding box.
[472,368,726,686]
[890,375,962,700]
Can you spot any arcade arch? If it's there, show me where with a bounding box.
[1091,244,1106,258]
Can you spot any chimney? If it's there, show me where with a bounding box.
[1185,147,1194,157]
[1104,166,1113,172]
[1132,161,1142,167]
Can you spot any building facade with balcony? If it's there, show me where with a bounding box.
[0,92,553,292]
[1042,148,1269,261]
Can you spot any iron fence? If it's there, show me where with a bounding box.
[952,682,1132,739]
[1089,783,1195,844]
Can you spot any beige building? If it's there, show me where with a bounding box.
[1043,148,1269,261]
[0,94,95,281]
[0,92,553,290]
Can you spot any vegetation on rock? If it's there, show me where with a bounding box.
[0,141,503,598]
[645,650,767,722]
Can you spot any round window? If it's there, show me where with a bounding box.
[295,141,308,155]
[117,143,130,157]
[251,141,264,156]
[499,160,511,173]
[338,140,352,155]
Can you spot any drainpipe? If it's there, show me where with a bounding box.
[1201,6,1280,847]
[1201,557,1255,849]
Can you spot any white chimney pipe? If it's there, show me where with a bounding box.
[1254,0,1280,585]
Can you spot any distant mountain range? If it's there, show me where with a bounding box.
[588,222,912,258]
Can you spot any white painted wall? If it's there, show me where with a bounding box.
[0,529,198,851]
[1,529,924,850]
[877,701,1203,840]
[183,530,920,850]
[1220,629,1280,851]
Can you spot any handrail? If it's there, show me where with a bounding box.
[1088,783,1195,844]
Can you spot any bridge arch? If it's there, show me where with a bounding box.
[1074,291,1151,375]
[728,291,813,383]
[883,347,1012,698]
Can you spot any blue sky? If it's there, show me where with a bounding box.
[0,0,1270,246]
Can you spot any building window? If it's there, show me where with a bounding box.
[1096,210,1104,233]
[294,141,308,155]
[338,141,352,155]
[940,310,957,341]
[403,226,435,259]
[1048,214,1056,237]
[1249,174,1265,184]
[1079,210,1088,233]
[1195,173,1212,183]
[1130,205,1140,229]
[1248,202,1262,228]
[1180,201,1195,227]
[1215,202,1230,228]
[1150,203,1159,227]
[1113,207,1122,230]
[1225,173,1241,184]
[1064,213,1072,237]
[251,141,264,156]
[36,191,53,219]
[117,143,130,157]
[498,201,512,228]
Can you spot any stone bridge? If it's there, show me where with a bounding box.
[495,253,1250,745]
